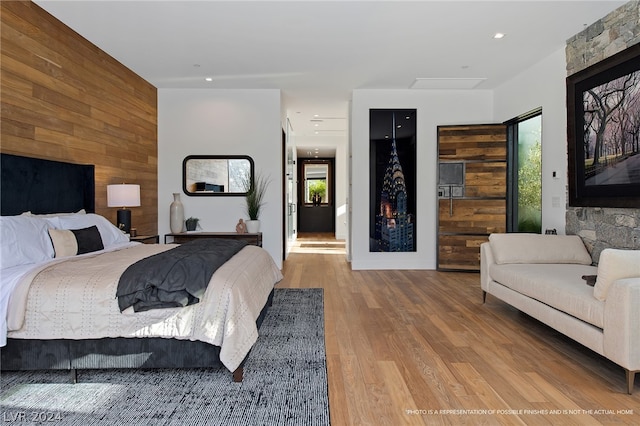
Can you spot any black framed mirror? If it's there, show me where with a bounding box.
[182,155,254,196]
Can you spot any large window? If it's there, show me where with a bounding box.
[303,161,330,206]
[507,109,542,233]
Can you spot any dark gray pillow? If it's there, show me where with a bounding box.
[582,275,597,287]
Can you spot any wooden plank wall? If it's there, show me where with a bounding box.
[1,1,158,235]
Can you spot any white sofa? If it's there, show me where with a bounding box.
[480,233,640,394]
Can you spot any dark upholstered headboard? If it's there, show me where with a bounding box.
[1,154,95,216]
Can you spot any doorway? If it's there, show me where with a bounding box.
[297,158,335,233]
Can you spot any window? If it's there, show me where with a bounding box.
[506,109,542,233]
[303,161,330,205]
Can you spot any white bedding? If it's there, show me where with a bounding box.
[0,241,138,347]
[3,243,283,372]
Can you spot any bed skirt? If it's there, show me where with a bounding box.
[0,289,274,382]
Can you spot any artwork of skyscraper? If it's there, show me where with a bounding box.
[370,109,416,252]
[374,139,414,251]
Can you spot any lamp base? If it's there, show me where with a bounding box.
[116,208,132,234]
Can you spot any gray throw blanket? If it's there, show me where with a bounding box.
[117,238,248,312]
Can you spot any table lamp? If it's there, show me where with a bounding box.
[107,184,140,233]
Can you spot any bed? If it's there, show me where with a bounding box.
[0,153,283,382]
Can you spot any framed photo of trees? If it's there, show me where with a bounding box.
[567,43,640,207]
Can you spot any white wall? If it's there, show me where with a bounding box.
[493,47,568,234]
[350,89,494,270]
[158,89,283,269]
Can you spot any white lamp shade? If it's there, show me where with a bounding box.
[107,184,141,208]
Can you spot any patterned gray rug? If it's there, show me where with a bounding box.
[0,288,329,425]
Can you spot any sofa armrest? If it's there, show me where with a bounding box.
[480,242,494,293]
[603,277,640,372]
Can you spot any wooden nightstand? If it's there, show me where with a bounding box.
[130,235,159,244]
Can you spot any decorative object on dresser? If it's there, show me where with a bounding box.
[169,192,184,233]
[165,232,262,247]
[235,218,247,233]
[243,171,270,233]
[107,184,140,234]
[185,216,199,231]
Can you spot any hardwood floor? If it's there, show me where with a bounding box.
[278,234,639,425]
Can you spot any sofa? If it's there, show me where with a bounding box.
[480,233,640,394]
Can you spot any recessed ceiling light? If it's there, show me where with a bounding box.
[205,77,213,82]
[493,32,505,39]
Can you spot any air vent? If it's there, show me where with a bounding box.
[410,78,486,90]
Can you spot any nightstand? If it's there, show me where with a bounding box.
[130,235,159,244]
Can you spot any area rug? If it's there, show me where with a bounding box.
[0,288,329,426]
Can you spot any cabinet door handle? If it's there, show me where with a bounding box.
[449,186,454,217]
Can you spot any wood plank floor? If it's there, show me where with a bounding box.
[278,233,640,425]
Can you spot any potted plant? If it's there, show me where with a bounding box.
[185,216,199,231]
[243,172,270,233]
[308,180,326,206]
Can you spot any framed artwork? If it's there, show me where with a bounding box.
[369,109,416,252]
[567,43,640,207]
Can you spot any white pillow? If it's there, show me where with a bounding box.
[489,233,592,265]
[0,216,54,268]
[21,209,86,218]
[51,213,128,248]
[593,249,640,301]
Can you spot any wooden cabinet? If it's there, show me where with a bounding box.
[437,124,507,271]
[164,232,262,247]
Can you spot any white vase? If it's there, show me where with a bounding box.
[169,193,184,233]
[245,219,260,233]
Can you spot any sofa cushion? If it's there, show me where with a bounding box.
[489,233,592,265]
[593,249,640,301]
[490,263,602,328]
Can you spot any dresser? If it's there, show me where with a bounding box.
[164,232,262,247]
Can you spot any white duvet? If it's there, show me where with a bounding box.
[3,243,282,372]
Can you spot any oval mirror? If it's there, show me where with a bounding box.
[182,155,254,196]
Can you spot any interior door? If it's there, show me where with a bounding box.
[437,124,507,271]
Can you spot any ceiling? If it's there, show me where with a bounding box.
[34,0,626,157]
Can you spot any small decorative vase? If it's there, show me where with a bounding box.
[245,219,260,233]
[170,193,184,233]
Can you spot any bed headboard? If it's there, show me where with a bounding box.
[1,153,95,216]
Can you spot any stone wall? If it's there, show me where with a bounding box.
[564,1,640,262]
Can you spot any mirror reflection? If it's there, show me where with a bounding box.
[183,155,254,196]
